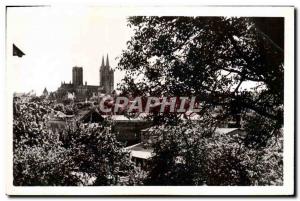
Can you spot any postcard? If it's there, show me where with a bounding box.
[5,5,295,196]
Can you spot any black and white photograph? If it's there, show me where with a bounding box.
[5,5,294,196]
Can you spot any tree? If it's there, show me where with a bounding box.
[13,136,80,186]
[62,122,135,186]
[118,17,283,127]
[13,98,136,186]
[143,121,209,185]
[117,17,284,185]
[144,120,283,186]
[13,99,80,185]
[243,113,281,149]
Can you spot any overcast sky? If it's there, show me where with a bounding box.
[7,6,132,95]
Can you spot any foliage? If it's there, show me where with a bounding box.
[14,136,80,186]
[145,120,283,186]
[243,113,282,149]
[116,17,284,186]
[13,99,80,185]
[62,123,135,185]
[118,16,283,126]
[13,98,135,186]
[144,121,209,185]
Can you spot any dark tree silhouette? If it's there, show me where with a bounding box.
[118,17,283,127]
[117,16,284,186]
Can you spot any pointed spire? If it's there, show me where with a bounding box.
[43,87,48,96]
[101,55,105,67]
[106,54,109,67]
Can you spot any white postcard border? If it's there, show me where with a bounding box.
[5,5,294,196]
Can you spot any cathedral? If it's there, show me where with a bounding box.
[55,54,114,101]
[100,54,114,94]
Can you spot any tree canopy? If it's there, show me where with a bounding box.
[118,17,283,127]
[13,98,136,186]
[116,16,284,186]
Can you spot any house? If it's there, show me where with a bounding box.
[47,110,74,132]
[214,128,246,138]
[48,108,104,131]
[103,115,152,146]
[125,143,154,168]
[76,109,104,123]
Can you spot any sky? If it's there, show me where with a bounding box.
[6,7,269,95]
[7,6,133,95]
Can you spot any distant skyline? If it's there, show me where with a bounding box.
[7,6,133,95]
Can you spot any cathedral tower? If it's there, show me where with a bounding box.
[99,54,114,94]
[72,66,83,86]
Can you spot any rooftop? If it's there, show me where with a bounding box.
[125,143,154,160]
[102,115,147,122]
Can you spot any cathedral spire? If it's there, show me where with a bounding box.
[101,55,105,67]
[106,54,109,67]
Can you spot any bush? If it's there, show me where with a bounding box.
[145,120,283,186]
[13,98,135,186]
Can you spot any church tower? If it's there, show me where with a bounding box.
[72,66,83,86]
[99,54,114,94]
